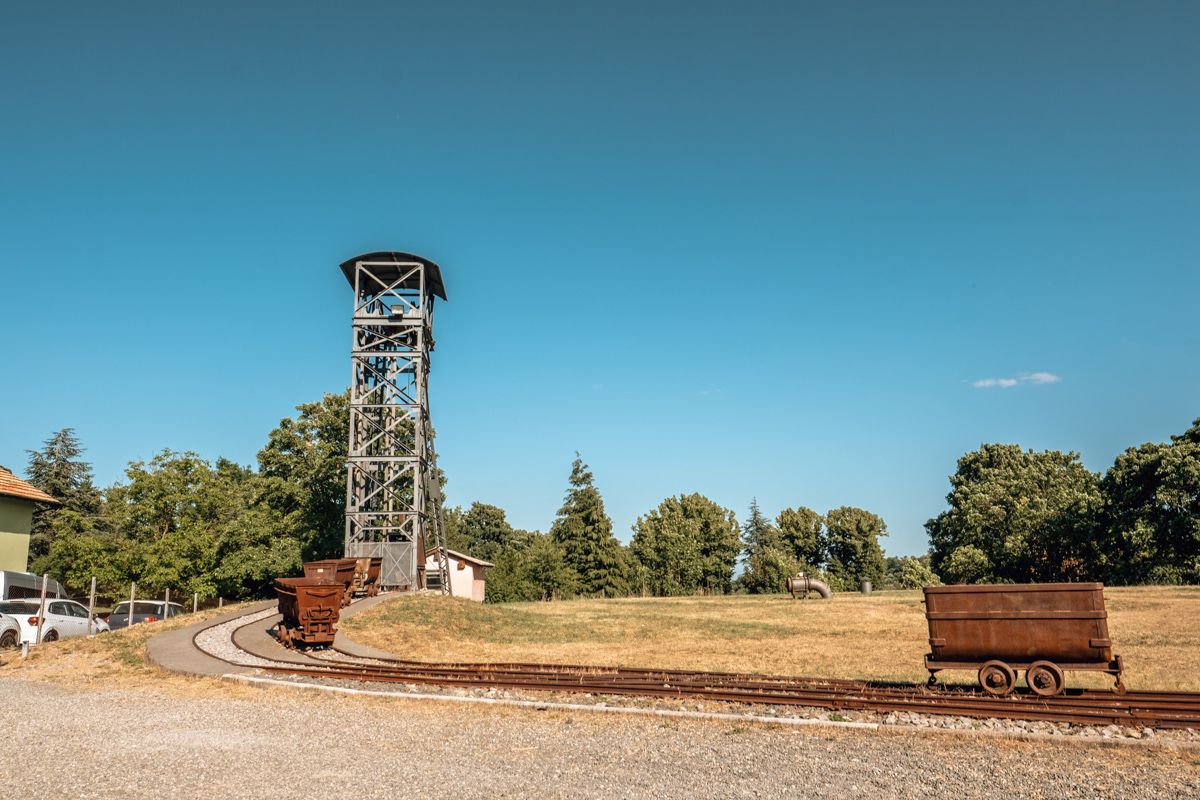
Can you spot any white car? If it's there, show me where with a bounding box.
[0,614,19,649]
[0,599,106,644]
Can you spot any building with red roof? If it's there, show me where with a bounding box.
[0,466,60,572]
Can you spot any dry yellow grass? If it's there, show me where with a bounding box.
[342,586,1200,692]
[0,601,259,695]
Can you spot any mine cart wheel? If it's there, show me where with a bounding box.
[978,660,1017,697]
[278,626,293,649]
[1026,661,1066,697]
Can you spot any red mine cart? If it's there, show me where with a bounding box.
[275,577,343,649]
[302,558,359,607]
[351,557,383,598]
[923,583,1124,697]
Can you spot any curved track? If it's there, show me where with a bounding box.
[201,603,1200,730]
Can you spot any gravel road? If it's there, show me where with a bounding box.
[2,679,1197,799]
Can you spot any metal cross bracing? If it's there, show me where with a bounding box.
[340,252,452,595]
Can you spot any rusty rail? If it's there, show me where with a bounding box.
[206,607,1200,730]
[252,659,1200,729]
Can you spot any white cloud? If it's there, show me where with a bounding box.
[972,373,1061,388]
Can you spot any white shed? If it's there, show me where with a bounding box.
[423,549,493,602]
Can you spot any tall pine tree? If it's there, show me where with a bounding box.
[741,498,782,558]
[550,453,629,597]
[24,428,104,559]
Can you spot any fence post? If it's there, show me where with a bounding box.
[193,593,198,614]
[164,587,170,619]
[218,597,223,609]
[87,576,97,635]
[36,573,48,644]
[129,582,136,627]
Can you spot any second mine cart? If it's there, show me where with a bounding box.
[302,558,359,607]
[275,577,344,649]
[923,582,1124,697]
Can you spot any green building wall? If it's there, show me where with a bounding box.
[0,495,34,572]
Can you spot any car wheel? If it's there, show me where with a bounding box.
[0,629,18,649]
[42,629,59,643]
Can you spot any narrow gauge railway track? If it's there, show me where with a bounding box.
[256,659,1200,730]
[209,609,1200,731]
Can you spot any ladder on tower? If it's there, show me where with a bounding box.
[426,439,453,597]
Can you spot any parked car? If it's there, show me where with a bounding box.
[0,599,104,644]
[105,600,186,630]
[0,613,20,649]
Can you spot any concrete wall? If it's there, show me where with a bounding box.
[0,496,34,572]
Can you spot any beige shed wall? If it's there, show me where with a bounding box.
[0,496,34,572]
[425,553,488,602]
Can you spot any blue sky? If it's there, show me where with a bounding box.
[1,2,1197,556]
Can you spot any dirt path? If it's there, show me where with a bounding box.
[2,679,1196,799]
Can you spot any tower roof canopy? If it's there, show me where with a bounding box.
[339,251,447,301]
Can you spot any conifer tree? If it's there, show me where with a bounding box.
[550,453,629,597]
[741,498,782,558]
[24,428,104,558]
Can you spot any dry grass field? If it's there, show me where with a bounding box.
[342,586,1200,692]
[0,601,259,690]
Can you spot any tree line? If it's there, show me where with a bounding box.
[441,461,910,601]
[27,390,1188,600]
[927,416,1200,586]
[21,392,350,601]
[17,390,899,602]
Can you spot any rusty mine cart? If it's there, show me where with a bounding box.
[275,577,344,649]
[302,558,359,607]
[923,583,1124,697]
[350,556,382,598]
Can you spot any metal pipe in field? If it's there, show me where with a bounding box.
[786,575,832,600]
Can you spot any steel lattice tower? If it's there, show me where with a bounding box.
[340,251,451,594]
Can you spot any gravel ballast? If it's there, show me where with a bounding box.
[2,679,1197,799]
[193,608,280,667]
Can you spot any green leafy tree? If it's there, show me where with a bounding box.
[208,459,302,600]
[631,493,740,595]
[483,549,537,603]
[523,532,580,600]
[824,506,888,590]
[899,555,942,589]
[926,444,1103,584]
[24,428,104,559]
[940,544,991,585]
[256,390,350,562]
[95,450,237,597]
[776,506,825,568]
[458,502,531,563]
[739,549,802,594]
[550,454,629,597]
[1100,418,1200,585]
